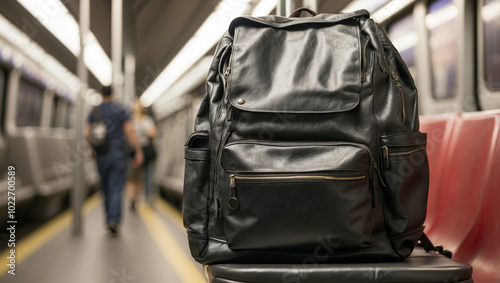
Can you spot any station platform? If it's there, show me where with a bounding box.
[0,193,206,283]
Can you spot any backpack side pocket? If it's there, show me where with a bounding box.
[183,131,210,259]
[380,131,429,259]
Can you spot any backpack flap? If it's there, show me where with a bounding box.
[227,16,365,113]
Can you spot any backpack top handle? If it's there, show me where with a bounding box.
[289,7,318,18]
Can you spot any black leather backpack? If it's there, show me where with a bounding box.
[183,9,429,264]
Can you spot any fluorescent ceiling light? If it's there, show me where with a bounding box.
[84,33,112,86]
[0,13,80,98]
[17,0,80,55]
[153,57,213,119]
[341,0,390,13]
[17,0,112,85]
[372,0,416,23]
[425,4,458,30]
[153,56,213,112]
[252,0,278,16]
[391,31,418,53]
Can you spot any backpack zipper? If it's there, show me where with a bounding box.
[382,145,426,169]
[224,51,233,91]
[230,174,366,184]
[228,173,367,210]
[389,66,406,124]
[224,66,231,89]
[361,36,370,82]
[224,139,386,187]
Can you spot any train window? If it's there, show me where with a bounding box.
[65,102,74,129]
[387,13,418,84]
[16,79,43,127]
[482,0,500,91]
[51,95,60,127]
[426,0,458,100]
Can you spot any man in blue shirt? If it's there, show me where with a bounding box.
[85,86,143,235]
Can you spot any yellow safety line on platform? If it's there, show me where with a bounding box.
[155,198,184,231]
[137,204,205,283]
[0,193,102,277]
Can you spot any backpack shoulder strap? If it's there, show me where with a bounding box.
[92,106,103,122]
[419,232,453,259]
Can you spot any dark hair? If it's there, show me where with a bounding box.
[102,86,113,97]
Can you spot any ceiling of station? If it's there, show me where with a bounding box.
[0,0,353,96]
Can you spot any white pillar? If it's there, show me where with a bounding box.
[124,54,135,106]
[112,0,124,102]
[73,0,90,235]
[285,0,294,16]
[277,0,296,17]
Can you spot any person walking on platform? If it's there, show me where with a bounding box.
[85,86,143,235]
[127,99,158,211]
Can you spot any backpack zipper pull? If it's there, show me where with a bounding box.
[224,50,233,90]
[228,174,239,210]
[361,36,370,82]
[224,66,231,89]
[389,66,406,123]
[229,174,236,187]
[382,145,390,169]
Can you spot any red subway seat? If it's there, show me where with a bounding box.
[453,112,500,283]
[426,113,496,253]
[421,110,500,283]
[419,114,457,232]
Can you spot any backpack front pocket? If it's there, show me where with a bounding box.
[221,141,377,251]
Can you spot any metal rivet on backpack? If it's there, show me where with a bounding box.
[237,99,245,105]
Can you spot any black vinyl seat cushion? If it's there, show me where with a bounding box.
[205,247,473,283]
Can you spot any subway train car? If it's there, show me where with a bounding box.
[0,0,498,282]
[0,17,100,224]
